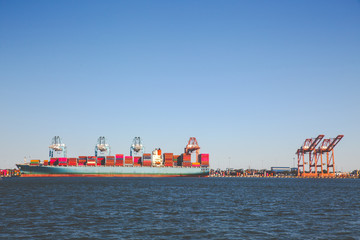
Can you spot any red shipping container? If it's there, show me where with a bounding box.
[97,157,105,166]
[124,156,133,164]
[115,160,124,166]
[134,157,141,164]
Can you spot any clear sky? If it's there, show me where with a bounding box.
[1,0,359,170]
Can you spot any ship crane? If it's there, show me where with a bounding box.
[185,137,201,163]
[49,136,67,159]
[130,137,144,157]
[314,135,344,177]
[296,135,324,177]
[95,136,111,157]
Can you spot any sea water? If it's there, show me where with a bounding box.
[1,177,359,239]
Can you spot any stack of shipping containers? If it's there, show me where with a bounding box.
[124,156,133,166]
[105,156,115,166]
[142,153,152,166]
[78,156,87,166]
[115,154,124,166]
[30,159,40,166]
[134,157,142,167]
[50,158,58,166]
[173,155,180,166]
[86,156,96,166]
[163,153,174,167]
[182,153,191,167]
[97,157,105,166]
[192,162,200,167]
[58,158,67,166]
[24,150,208,170]
[199,154,209,167]
[68,158,77,166]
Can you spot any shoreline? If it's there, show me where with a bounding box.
[209,175,359,179]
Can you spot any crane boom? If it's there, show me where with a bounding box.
[296,135,324,154]
[308,135,324,151]
[325,135,344,152]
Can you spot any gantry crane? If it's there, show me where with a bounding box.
[296,135,324,177]
[130,137,144,157]
[49,136,67,159]
[314,135,344,177]
[95,136,111,157]
[185,137,200,163]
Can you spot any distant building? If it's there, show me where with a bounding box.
[271,167,291,173]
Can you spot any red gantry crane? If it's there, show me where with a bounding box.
[185,137,200,163]
[314,135,344,177]
[296,135,324,177]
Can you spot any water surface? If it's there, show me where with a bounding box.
[1,177,359,239]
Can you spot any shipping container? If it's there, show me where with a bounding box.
[115,159,124,166]
[182,153,191,161]
[97,157,105,166]
[134,157,142,164]
[142,162,152,166]
[143,153,151,160]
[49,158,58,166]
[192,162,201,167]
[124,156,133,165]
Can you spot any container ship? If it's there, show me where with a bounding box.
[16,136,210,177]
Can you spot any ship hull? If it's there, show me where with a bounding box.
[16,164,209,177]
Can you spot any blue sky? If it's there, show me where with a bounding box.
[1,0,359,170]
